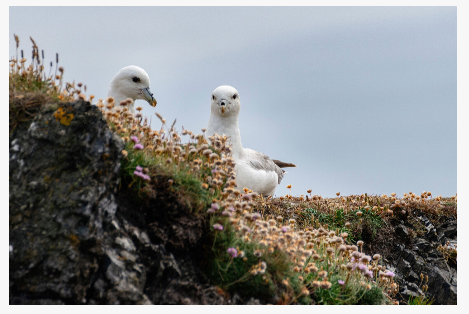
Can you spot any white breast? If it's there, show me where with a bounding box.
[235,159,279,195]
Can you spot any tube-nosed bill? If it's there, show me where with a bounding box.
[140,87,157,107]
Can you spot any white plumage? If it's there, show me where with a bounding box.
[107,65,156,112]
[205,85,294,196]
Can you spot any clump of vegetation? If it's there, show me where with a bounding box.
[437,241,457,266]
[250,189,456,245]
[205,205,398,304]
[9,35,93,133]
[408,295,435,305]
[206,214,310,304]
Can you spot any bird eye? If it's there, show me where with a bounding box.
[233,94,237,99]
[212,95,215,100]
[132,77,140,83]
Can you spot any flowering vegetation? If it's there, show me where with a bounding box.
[10,36,457,305]
[9,36,94,133]
[437,241,457,265]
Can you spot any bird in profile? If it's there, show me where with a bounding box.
[205,85,296,196]
[106,65,156,112]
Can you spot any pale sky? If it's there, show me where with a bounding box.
[9,6,457,197]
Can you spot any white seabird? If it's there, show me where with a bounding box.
[205,85,296,196]
[107,65,156,112]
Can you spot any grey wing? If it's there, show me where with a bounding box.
[245,149,285,184]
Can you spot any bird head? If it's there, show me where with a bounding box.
[211,85,240,118]
[109,65,156,107]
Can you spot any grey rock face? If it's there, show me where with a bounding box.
[386,217,457,305]
[10,101,128,304]
[395,224,409,239]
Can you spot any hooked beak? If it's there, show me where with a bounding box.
[140,87,157,107]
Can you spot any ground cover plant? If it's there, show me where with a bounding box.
[9,36,457,305]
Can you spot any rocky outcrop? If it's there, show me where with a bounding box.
[9,100,258,305]
[385,216,457,304]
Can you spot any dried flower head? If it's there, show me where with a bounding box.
[318,270,328,278]
[320,281,332,289]
[308,265,318,273]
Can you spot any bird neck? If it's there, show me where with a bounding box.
[206,114,244,159]
[107,86,135,112]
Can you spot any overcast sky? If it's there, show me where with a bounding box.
[9,6,457,197]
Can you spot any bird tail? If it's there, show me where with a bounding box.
[272,159,297,168]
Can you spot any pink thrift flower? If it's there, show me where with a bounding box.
[130,136,139,143]
[211,203,220,210]
[385,270,395,278]
[227,247,238,258]
[136,166,143,172]
[358,264,368,273]
[338,280,345,286]
[213,223,223,231]
[134,144,144,150]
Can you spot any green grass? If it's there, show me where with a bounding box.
[311,278,385,305]
[408,295,435,305]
